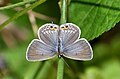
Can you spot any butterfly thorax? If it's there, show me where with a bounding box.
[57,35,62,58]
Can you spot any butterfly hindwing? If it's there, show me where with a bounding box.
[26,39,56,61]
[62,38,93,60]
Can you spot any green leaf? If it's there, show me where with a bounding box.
[69,0,120,40]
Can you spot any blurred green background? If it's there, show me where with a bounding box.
[0,0,120,79]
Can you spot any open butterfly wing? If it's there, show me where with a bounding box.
[26,23,93,61]
[26,39,56,61]
[38,23,59,47]
[62,38,93,60]
[59,23,81,47]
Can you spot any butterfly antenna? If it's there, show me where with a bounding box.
[61,57,71,69]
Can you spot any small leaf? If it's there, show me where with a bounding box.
[69,0,120,40]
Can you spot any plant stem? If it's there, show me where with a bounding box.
[60,0,67,24]
[0,0,46,30]
[57,0,67,79]
[0,0,35,10]
[24,0,38,37]
[57,58,64,79]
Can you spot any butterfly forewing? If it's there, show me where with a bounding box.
[38,23,59,47]
[62,38,93,60]
[26,39,56,61]
[59,23,81,47]
[59,23,93,60]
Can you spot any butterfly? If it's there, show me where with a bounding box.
[26,23,93,61]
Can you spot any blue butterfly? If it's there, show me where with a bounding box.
[26,23,93,61]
